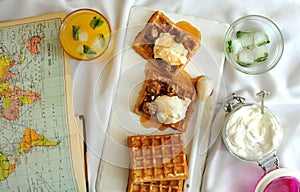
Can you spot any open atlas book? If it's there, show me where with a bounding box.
[0,12,87,191]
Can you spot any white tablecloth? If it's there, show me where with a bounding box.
[1,0,300,191]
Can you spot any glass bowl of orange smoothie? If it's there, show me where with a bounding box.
[59,9,111,61]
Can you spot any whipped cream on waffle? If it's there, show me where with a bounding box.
[154,95,191,124]
[153,33,188,65]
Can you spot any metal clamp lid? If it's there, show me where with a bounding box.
[223,91,271,113]
[223,93,245,113]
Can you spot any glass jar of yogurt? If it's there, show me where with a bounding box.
[222,98,282,162]
[221,93,300,192]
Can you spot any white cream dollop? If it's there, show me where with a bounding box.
[154,95,191,124]
[153,33,187,65]
[225,104,282,160]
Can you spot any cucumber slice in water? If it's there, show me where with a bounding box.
[237,46,269,66]
[227,30,270,67]
[238,49,255,66]
[253,46,268,62]
[228,38,243,54]
[236,31,253,47]
[253,32,270,46]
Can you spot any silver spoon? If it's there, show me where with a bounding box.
[256,90,270,114]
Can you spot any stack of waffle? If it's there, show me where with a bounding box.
[127,134,188,192]
[132,11,201,76]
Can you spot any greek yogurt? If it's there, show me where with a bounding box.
[224,104,282,161]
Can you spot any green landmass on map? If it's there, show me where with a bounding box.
[0,128,59,181]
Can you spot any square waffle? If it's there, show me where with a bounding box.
[132,11,201,76]
[127,180,184,192]
[134,64,197,132]
[127,133,188,184]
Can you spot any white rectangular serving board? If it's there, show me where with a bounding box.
[96,6,229,192]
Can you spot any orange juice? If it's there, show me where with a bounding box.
[59,9,111,60]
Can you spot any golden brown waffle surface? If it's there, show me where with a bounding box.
[127,180,184,192]
[132,11,201,76]
[127,134,188,184]
[134,64,197,132]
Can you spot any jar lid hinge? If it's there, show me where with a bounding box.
[258,153,279,173]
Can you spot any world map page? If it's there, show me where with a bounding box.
[0,13,79,191]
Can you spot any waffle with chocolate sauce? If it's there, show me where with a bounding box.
[127,134,188,192]
[132,11,200,76]
[134,64,197,132]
